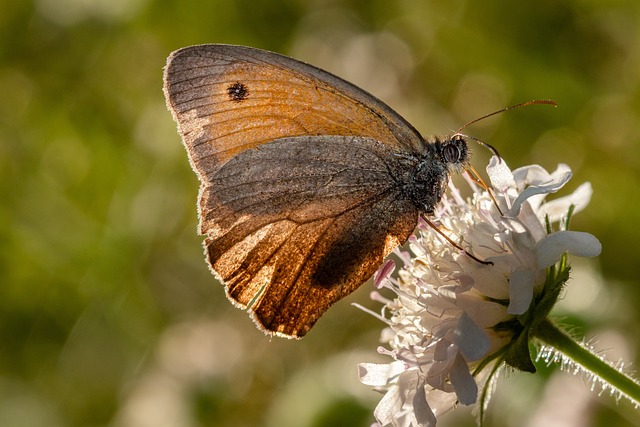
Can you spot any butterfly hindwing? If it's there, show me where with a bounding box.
[202,136,418,337]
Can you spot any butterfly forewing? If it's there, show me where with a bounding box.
[163,44,424,176]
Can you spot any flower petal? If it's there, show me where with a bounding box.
[510,168,572,216]
[450,353,478,405]
[425,388,458,417]
[537,182,593,223]
[433,338,451,362]
[487,156,516,191]
[516,202,548,242]
[513,163,571,188]
[536,231,602,268]
[512,164,552,188]
[373,385,402,426]
[453,312,490,361]
[413,384,437,427]
[374,259,396,288]
[508,270,535,314]
[358,361,405,387]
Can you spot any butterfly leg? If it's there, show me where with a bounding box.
[421,215,493,265]
[464,164,504,216]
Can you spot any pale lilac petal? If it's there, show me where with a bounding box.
[374,259,396,288]
[426,357,453,390]
[396,372,421,413]
[450,353,478,405]
[413,385,437,427]
[512,164,552,188]
[508,270,535,314]
[424,389,458,416]
[510,169,572,216]
[549,164,573,182]
[433,338,451,362]
[373,386,402,426]
[430,317,458,340]
[456,295,508,327]
[527,164,574,211]
[513,163,571,188]
[516,202,547,242]
[359,362,405,386]
[453,312,490,361]
[537,182,593,222]
[487,156,515,191]
[536,231,602,268]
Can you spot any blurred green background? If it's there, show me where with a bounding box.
[2,0,639,426]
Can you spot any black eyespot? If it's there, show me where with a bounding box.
[227,82,249,102]
[442,143,461,164]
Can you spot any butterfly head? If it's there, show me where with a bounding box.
[440,134,471,171]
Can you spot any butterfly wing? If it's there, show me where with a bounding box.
[163,44,425,337]
[203,135,418,338]
[163,44,424,178]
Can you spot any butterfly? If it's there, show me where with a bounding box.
[163,44,551,338]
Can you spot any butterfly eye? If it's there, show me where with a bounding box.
[442,142,462,164]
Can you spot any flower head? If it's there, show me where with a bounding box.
[358,157,601,427]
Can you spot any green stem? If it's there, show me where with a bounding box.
[534,318,640,406]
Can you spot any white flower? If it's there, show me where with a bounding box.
[358,157,601,427]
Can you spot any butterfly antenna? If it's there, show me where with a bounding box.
[455,99,557,213]
[455,99,557,134]
[459,133,502,161]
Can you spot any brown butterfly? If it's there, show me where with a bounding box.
[163,44,551,338]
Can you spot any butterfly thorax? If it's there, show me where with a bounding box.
[393,135,470,215]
